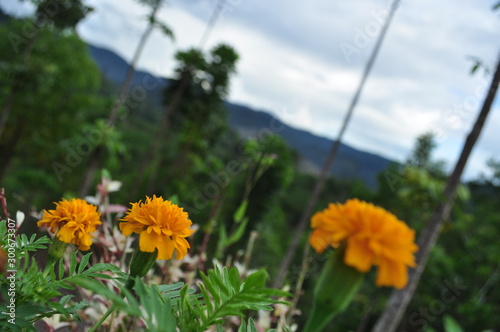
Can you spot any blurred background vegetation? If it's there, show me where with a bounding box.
[0,1,499,331]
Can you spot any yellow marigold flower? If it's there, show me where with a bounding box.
[38,198,102,251]
[119,195,194,260]
[309,199,418,289]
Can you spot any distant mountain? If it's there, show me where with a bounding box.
[88,45,169,89]
[0,8,10,23]
[88,44,393,189]
[225,103,392,188]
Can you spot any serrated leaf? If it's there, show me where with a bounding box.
[73,311,82,322]
[247,318,257,332]
[48,301,70,317]
[157,282,184,293]
[69,278,135,314]
[228,266,241,290]
[69,251,78,275]
[238,319,247,332]
[209,269,230,298]
[59,295,73,306]
[77,253,92,274]
[244,269,267,289]
[85,263,121,274]
[200,282,215,312]
[200,271,221,304]
[189,266,290,330]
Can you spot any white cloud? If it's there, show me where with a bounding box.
[2,0,498,180]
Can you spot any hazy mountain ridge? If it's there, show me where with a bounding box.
[88,44,393,189]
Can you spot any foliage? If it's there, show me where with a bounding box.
[177,265,289,331]
[34,0,93,29]
[0,17,110,206]
[0,222,122,330]
[0,4,499,331]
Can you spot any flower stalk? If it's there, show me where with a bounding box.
[304,247,364,332]
[126,247,159,289]
[43,236,69,276]
[89,247,158,332]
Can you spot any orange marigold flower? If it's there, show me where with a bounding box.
[309,199,418,289]
[119,195,194,260]
[38,198,102,251]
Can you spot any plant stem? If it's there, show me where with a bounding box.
[88,304,117,332]
[89,275,133,332]
[286,244,311,327]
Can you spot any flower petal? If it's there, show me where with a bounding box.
[139,231,161,253]
[376,256,407,289]
[157,236,175,260]
[119,195,195,261]
[345,236,374,272]
[174,236,190,260]
[309,229,332,254]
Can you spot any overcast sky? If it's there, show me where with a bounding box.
[2,0,499,180]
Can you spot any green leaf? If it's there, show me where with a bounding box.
[69,278,135,314]
[58,257,65,280]
[179,266,291,330]
[225,217,249,246]
[69,251,78,275]
[228,266,241,290]
[48,301,70,317]
[244,269,267,289]
[471,64,480,75]
[59,295,72,306]
[77,253,92,274]
[0,220,6,239]
[247,318,258,332]
[233,200,248,223]
[444,315,464,332]
[154,21,174,40]
[238,319,247,332]
[85,263,121,275]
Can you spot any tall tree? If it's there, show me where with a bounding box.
[0,18,105,195]
[128,44,239,198]
[79,0,174,196]
[0,0,93,140]
[372,52,500,332]
[122,0,231,200]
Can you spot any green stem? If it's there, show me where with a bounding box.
[303,303,339,332]
[89,276,133,332]
[89,247,156,331]
[303,248,364,332]
[43,236,69,277]
[88,304,117,332]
